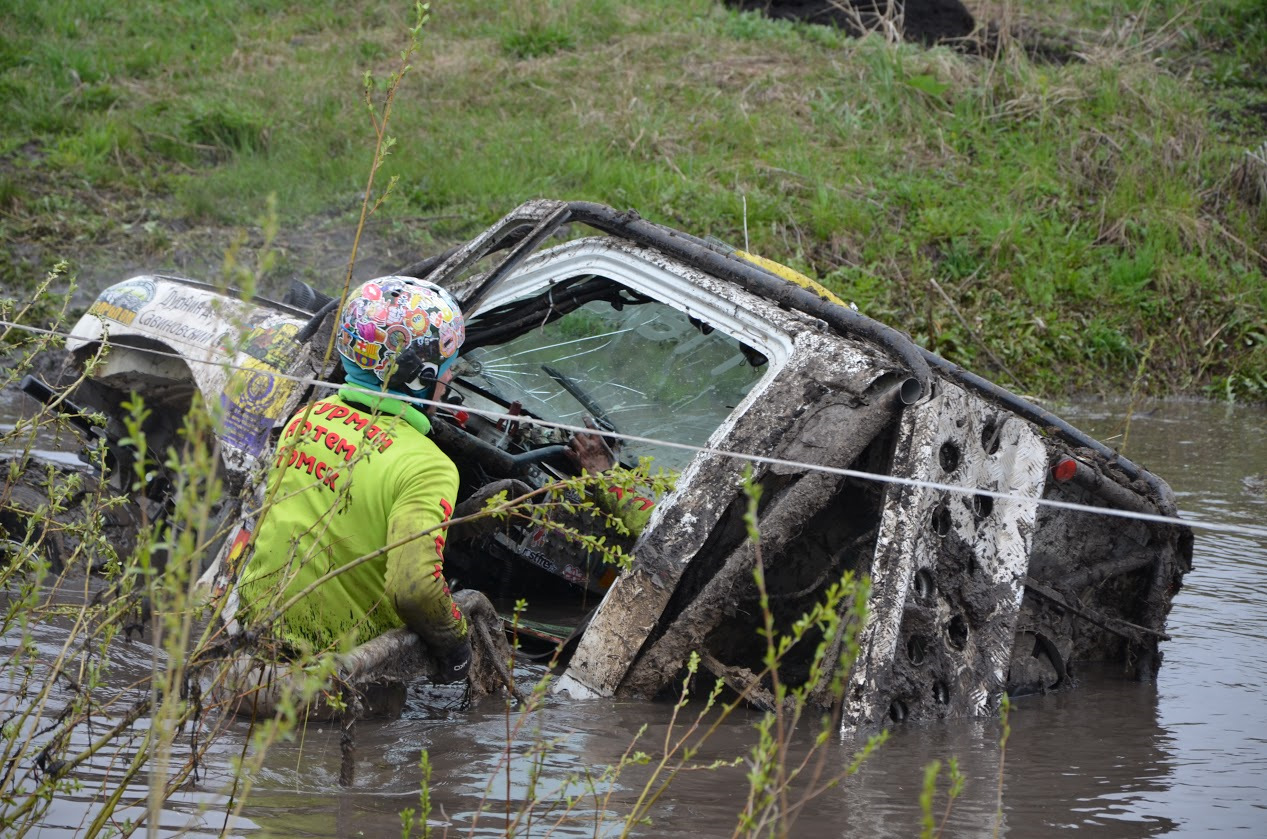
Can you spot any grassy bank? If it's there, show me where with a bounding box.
[2,0,1265,399]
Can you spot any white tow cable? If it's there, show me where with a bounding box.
[3,318,1265,541]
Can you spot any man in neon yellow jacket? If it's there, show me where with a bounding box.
[237,276,473,682]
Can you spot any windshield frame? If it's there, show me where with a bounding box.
[452,237,798,469]
[467,238,794,369]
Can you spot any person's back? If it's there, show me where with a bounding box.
[235,276,473,682]
[237,387,463,655]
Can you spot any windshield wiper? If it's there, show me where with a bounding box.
[541,365,620,435]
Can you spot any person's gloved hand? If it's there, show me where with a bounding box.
[566,416,618,474]
[435,638,472,684]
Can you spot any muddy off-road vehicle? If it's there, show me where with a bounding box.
[18,199,1191,728]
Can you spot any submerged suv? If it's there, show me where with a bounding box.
[38,199,1191,728]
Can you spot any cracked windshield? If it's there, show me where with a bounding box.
[457,293,768,471]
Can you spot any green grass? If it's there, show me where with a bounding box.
[1,0,1265,398]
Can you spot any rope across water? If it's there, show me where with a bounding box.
[4,318,1264,541]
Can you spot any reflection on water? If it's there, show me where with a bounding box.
[4,399,1266,836]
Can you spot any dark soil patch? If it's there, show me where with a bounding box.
[724,0,976,46]
[723,1,1084,63]
[1,135,436,314]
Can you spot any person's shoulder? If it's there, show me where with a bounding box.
[387,426,458,478]
[385,435,458,502]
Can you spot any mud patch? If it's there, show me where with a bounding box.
[724,0,976,46]
[1,172,435,315]
[723,1,1086,64]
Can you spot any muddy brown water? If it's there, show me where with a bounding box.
[3,397,1265,837]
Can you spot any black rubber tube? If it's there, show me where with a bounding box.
[296,298,340,343]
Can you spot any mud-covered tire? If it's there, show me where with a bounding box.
[1,459,146,574]
[0,482,66,573]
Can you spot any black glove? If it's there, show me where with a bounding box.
[435,638,472,684]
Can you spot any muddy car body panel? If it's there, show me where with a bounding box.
[65,276,318,480]
[50,200,1192,729]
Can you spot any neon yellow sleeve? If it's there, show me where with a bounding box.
[383,456,469,652]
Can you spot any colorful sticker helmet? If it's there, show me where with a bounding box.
[335,276,465,392]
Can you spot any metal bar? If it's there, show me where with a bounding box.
[1023,576,1172,642]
